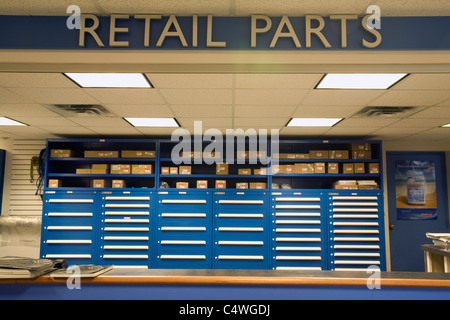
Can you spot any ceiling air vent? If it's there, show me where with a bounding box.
[44,104,113,117]
[351,106,421,119]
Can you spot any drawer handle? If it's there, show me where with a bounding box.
[161,200,206,204]
[275,197,321,202]
[47,212,93,217]
[334,245,380,249]
[161,213,206,218]
[275,228,321,233]
[275,220,320,225]
[45,254,91,259]
[103,255,148,259]
[104,219,149,224]
[47,226,92,231]
[160,240,206,245]
[104,196,150,201]
[104,227,149,232]
[276,267,322,271]
[333,230,379,234]
[334,253,380,257]
[333,214,378,219]
[48,199,94,203]
[333,208,378,213]
[275,237,321,242]
[218,227,263,232]
[161,227,206,231]
[334,260,380,265]
[333,202,378,207]
[275,256,321,261]
[218,241,264,246]
[275,246,321,251]
[218,213,263,218]
[333,222,379,226]
[103,246,149,250]
[218,255,264,260]
[46,240,92,244]
[332,196,378,201]
[275,212,320,217]
[333,237,380,242]
[104,236,149,241]
[105,211,150,216]
[160,255,206,260]
[105,204,150,208]
[218,200,263,205]
[275,205,321,209]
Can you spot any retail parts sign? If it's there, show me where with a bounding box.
[0,11,450,50]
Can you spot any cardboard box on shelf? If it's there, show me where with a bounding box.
[295,153,310,159]
[354,163,365,174]
[196,180,208,189]
[343,163,354,174]
[112,180,125,188]
[216,163,229,174]
[334,184,358,189]
[131,164,153,174]
[121,150,155,158]
[271,165,283,174]
[76,168,91,174]
[314,162,326,174]
[309,150,329,159]
[92,179,105,188]
[110,164,131,174]
[253,168,267,175]
[352,150,372,159]
[236,182,248,189]
[368,163,380,174]
[161,167,170,174]
[238,168,252,175]
[215,180,226,189]
[250,182,267,189]
[84,150,119,158]
[203,151,221,159]
[181,151,201,158]
[179,166,192,175]
[249,151,266,159]
[169,167,178,175]
[351,143,371,151]
[329,150,349,159]
[295,163,314,174]
[284,164,295,174]
[91,164,109,171]
[48,179,61,188]
[50,149,74,158]
[176,182,189,189]
[328,163,339,174]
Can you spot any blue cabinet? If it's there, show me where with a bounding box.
[213,190,269,269]
[98,191,154,269]
[40,190,98,266]
[156,190,212,269]
[270,191,327,270]
[327,190,386,271]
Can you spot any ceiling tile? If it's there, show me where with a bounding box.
[409,106,450,119]
[234,105,295,118]
[388,118,448,128]
[159,89,232,105]
[104,104,174,117]
[301,90,384,106]
[419,127,450,135]
[335,118,398,127]
[10,116,77,127]
[280,126,330,136]
[234,117,287,127]
[171,105,232,118]
[235,74,323,89]
[135,127,181,136]
[374,0,450,16]
[0,126,50,138]
[85,88,165,105]
[371,127,428,135]
[368,90,450,107]
[88,126,143,135]
[40,126,97,135]
[392,74,450,90]
[148,74,233,89]
[66,117,131,127]
[324,126,379,136]
[8,88,100,104]
[0,88,35,104]
[235,89,308,106]
[0,0,102,15]
[0,104,59,117]
[178,117,233,128]
[0,73,78,88]
[292,105,363,118]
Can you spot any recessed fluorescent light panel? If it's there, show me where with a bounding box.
[316,73,408,89]
[441,124,450,128]
[286,118,342,127]
[64,73,152,88]
[0,117,27,126]
[125,118,179,127]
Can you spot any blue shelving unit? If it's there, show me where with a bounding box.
[41,138,386,270]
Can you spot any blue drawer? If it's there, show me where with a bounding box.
[327,191,386,271]
[98,191,153,268]
[213,190,269,270]
[270,191,327,271]
[40,191,98,266]
[156,191,212,269]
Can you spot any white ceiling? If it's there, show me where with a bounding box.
[1,0,450,16]
[0,72,450,141]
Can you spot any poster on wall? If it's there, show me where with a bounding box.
[395,160,437,220]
